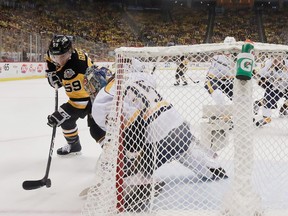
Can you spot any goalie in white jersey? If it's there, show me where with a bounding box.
[84,60,227,188]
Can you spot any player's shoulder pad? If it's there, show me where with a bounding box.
[73,48,88,61]
[71,49,93,74]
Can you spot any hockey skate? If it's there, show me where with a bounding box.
[174,82,180,86]
[57,142,82,156]
[255,117,271,127]
[183,81,188,86]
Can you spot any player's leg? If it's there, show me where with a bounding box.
[179,70,188,86]
[120,123,192,211]
[88,114,106,144]
[205,79,226,105]
[174,70,180,86]
[176,133,228,181]
[253,98,265,115]
[58,121,81,155]
[255,88,282,127]
[57,103,89,155]
[139,122,227,181]
[119,122,191,211]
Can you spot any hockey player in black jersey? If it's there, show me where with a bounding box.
[45,35,105,156]
[174,56,188,86]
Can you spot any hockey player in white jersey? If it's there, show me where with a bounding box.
[205,53,234,104]
[85,61,227,177]
[203,37,236,130]
[174,55,188,86]
[253,55,288,127]
[83,60,228,210]
[205,37,236,105]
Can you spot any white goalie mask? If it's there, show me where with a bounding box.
[131,58,145,72]
[223,37,236,55]
[224,37,236,44]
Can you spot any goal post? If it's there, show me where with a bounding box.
[82,42,288,216]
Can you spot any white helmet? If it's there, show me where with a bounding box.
[131,58,145,72]
[224,36,236,44]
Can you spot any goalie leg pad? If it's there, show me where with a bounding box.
[139,122,191,176]
[123,181,165,212]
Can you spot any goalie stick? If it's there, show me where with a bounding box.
[22,85,59,190]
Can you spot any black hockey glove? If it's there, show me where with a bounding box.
[47,107,71,127]
[46,71,62,88]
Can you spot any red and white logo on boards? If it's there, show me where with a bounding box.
[21,64,28,73]
[37,64,43,73]
[29,64,36,73]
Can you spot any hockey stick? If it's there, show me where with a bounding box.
[151,56,162,75]
[186,74,200,84]
[22,85,58,190]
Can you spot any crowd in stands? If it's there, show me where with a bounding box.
[262,7,288,44]
[126,6,208,46]
[212,8,260,43]
[0,0,288,62]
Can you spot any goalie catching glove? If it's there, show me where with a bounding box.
[47,107,71,127]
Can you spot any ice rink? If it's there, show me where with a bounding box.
[0,78,101,216]
[2,75,288,216]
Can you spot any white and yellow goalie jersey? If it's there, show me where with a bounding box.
[91,72,185,143]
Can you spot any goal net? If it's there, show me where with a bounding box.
[82,41,288,216]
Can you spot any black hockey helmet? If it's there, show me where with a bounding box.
[49,35,72,55]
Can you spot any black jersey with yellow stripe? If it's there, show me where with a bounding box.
[177,58,188,73]
[46,49,93,109]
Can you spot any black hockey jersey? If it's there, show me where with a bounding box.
[46,49,93,109]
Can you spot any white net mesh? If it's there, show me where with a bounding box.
[82,42,288,216]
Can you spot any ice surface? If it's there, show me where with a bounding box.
[0,79,101,216]
[1,75,288,216]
